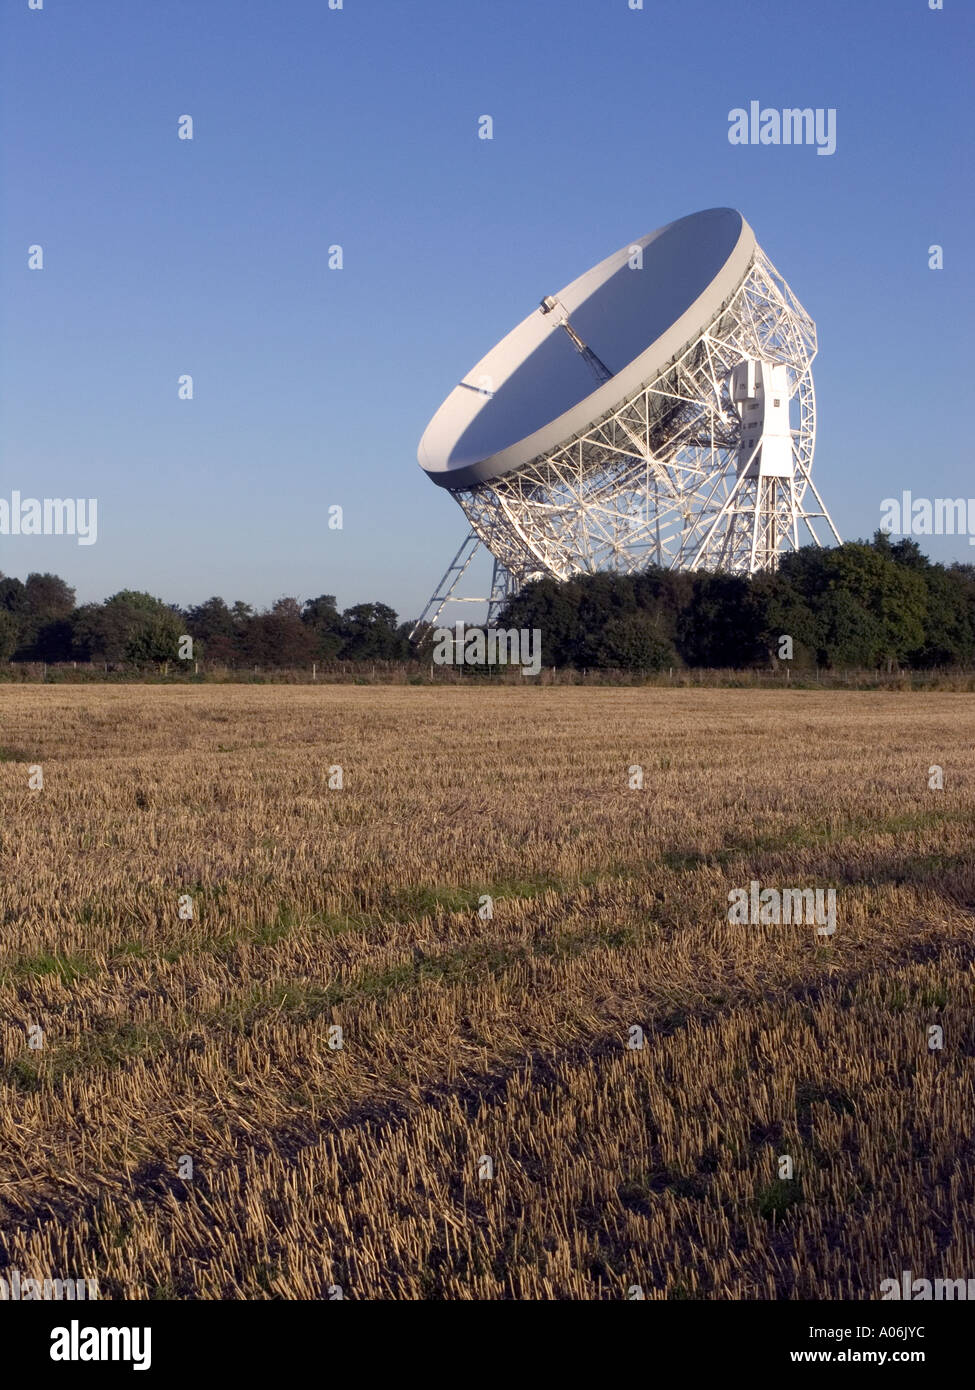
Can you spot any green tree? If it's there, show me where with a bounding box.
[909,564,975,666]
[817,587,887,667]
[826,542,927,667]
[186,596,235,643]
[340,603,405,660]
[244,598,316,667]
[302,594,345,659]
[675,573,761,667]
[595,611,678,670]
[750,567,821,667]
[72,591,183,664]
[0,575,28,653]
[185,596,245,664]
[17,573,76,658]
[0,608,19,660]
[496,576,582,666]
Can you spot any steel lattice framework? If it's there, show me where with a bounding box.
[411,244,841,635]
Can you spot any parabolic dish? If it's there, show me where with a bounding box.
[419,208,756,490]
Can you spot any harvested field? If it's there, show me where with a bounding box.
[0,685,973,1299]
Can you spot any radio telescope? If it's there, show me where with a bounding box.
[412,208,840,633]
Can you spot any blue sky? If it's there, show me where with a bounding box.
[2,0,972,621]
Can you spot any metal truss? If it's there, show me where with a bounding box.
[448,247,841,594]
[408,531,515,639]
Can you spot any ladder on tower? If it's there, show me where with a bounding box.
[409,531,515,640]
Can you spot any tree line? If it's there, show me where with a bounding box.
[495,534,975,671]
[0,582,412,665]
[2,533,974,671]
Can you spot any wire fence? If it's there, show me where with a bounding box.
[3,660,975,691]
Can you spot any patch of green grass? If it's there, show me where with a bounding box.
[885,984,908,1011]
[111,1217,134,1248]
[112,939,150,960]
[316,912,371,939]
[284,1084,314,1108]
[50,1022,175,1079]
[390,883,485,916]
[0,746,35,763]
[210,981,335,1032]
[543,923,640,958]
[195,931,239,961]
[253,1262,279,1294]
[667,1279,694,1299]
[75,899,117,927]
[2,1024,175,1088]
[389,867,607,921]
[2,1058,42,1092]
[250,902,302,946]
[202,940,531,1034]
[662,849,731,872]
[8,951,92,984]
[756,1177,803,1221]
